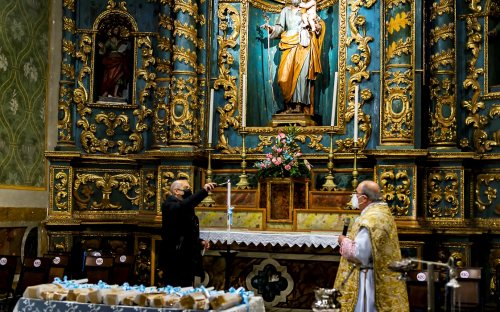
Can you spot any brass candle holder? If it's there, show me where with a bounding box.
[200,148,216,206]
[321,129,337,191]
[236,128,250,189]
[351,141,359,189]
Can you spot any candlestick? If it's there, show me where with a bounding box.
[354,85,359,143]
[208,88,215,145]
[236,130,250,189]
[242,75,247,128]
[200,149,216,206]
[352,142,359,189]
[330,72,338,127]
[321,130,337,191]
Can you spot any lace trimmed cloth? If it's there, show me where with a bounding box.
[200,230,339,248]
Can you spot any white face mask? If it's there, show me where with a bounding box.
[351,193,359,209]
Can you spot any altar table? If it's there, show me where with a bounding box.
[200,230,340,249]
[13,296,265,312]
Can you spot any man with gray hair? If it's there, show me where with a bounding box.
[334,180,409,311]
[161,179,216,286]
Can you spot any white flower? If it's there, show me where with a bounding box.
[10,20,25,41]
[24,58,38,82]
[39,103,45,120]
[10,90,18,115]
[0,48,8,71]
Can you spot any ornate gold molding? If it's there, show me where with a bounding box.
[430,0,454,19]
[49,167,73,214]
[382,0,414,144]
[74,172,140,210]
[63,16,76,33]
[426,168,462,218]
[214,3,240,153]
[63,0,75,11]
[106,0,128,11]
[157,166,193,212]
[343,0,375,149]
[475,173,500,214]
[462,15,498,153]
[378,167,414,217]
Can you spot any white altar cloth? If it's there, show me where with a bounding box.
[200,230,340,248]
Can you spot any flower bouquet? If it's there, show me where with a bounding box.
[254,126,311,178]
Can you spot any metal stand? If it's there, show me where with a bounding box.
[219,244,238,290]
[389,257,460,312]
[321,129,337,191]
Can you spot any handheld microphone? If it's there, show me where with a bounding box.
[342,218,350,236]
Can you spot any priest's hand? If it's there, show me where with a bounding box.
[338,234,346,245]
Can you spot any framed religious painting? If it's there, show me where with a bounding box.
[240,0,349,132]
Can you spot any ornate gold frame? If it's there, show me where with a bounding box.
[214,0,371,154]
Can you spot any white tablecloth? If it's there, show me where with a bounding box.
[13,296,265,312]
[200,230,339,248]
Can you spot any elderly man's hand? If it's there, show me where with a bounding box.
[203,183,217,192]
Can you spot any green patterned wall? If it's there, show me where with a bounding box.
[0,0,48,188]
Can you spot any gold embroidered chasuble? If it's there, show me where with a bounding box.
[333,202,409,312]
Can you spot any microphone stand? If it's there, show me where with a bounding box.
[389,257,460,312]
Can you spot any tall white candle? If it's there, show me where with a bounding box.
[208,88,214,144]
[242,75,247,128]
[227,180,231,209]
[330,72,338,127]
[354,85,359,142]
[227,179,231,230]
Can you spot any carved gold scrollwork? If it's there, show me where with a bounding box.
[62,40,76,57]
[462,16,497,153]
[173,21,205,49]
[54,171,69,211]
[74,172,140,210]
[170,77,197,140]
[429,76,457,142]
[430,0,454,19]
[428,0,456,146]
[430,23,455,44]
[214,3,240,153]
[106,0,128,11]
[173,0,198,19]
[382,0,413,144]
[58,86,73,142]
[63,17,76,33]
[382,70,412,139]
[475,173,500,214]
[137,36,157,104]
[153,86,169,144]
[95,112,130,136]
[143,171,157,211]
[172,46,198,70]
[427,170,460,218]
[341,0,375,150]
[380,169,411,216]
[466,0,482,13]
[63,0,75,11]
